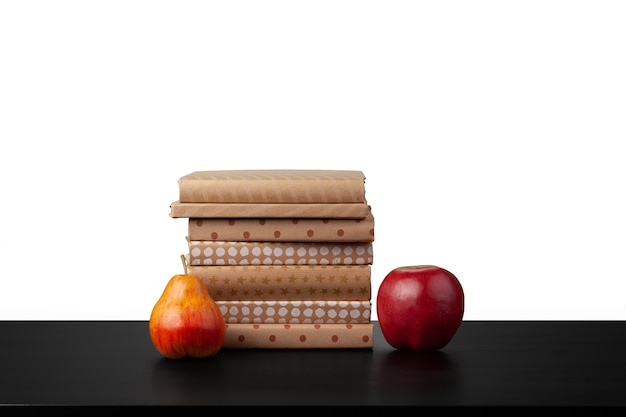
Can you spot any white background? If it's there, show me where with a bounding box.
[1,1,625,321]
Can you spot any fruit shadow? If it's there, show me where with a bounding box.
[149,347,377,406]
[368,348,463,405]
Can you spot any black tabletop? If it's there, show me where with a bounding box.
[1,320,625,411]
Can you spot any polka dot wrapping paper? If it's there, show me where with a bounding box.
[188,241,374,266]
[222,323,374,349]
[217,300,371,324]
[187,210,375,242]
[171,169,376,348]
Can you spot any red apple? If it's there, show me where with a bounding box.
[376,265,464,351]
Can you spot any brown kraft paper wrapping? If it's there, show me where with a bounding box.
[187,210,374,242]
[186,264,371,301]
[188,241,373,266]
[222,323,374,349]
[217,300,371,324]
[169,201,370,219]
[178,169,367,204]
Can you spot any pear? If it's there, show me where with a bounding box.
[149,257,226,359]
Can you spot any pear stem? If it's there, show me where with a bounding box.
[180,254,188,275]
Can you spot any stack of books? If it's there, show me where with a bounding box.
[169,169,375,348]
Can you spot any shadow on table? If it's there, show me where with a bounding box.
[149,347,378,405]
[368,348,462,405]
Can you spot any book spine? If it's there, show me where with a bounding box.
[187,212,374,242]
[188,241,374,266]
[170,201,371,219]
[222,323,374,349]
[186,265,371,301]
[179,172,366,203]
[217,300,371,324]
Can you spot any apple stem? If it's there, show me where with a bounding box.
[180,254,188,275]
